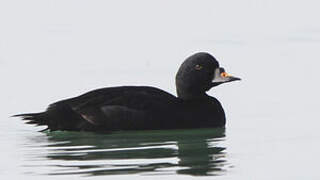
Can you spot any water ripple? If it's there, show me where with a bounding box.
[21,128,228,176]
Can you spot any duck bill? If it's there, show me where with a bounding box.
[212,75,241,84]
[211,68,241,85]
[225,75,241,83]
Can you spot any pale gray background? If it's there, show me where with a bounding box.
[1,0,320,179]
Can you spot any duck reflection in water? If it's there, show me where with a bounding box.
[41,128,227,176]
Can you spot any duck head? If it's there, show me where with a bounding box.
[175,52,241,100]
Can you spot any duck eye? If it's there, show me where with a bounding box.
[195,64,202,70]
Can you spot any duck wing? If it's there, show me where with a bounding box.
[47,86,178,131]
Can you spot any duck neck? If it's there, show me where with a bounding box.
[176,88,209,101]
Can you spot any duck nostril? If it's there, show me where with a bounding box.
[221,72,228,77]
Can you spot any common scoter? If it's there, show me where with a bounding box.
[14,52,240,132]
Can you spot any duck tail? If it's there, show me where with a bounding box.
[12,112,47,126]
[13,104,92,131]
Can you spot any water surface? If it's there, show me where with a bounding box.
[21,128,227,177]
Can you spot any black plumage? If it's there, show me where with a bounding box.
[14,52,240,132]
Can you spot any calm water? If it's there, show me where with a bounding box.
[1,0,320,179]
[21,128,227,176]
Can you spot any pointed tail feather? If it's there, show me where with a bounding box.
[12,113,43,117]
[12,112,47,126]
[13,104,98,131]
